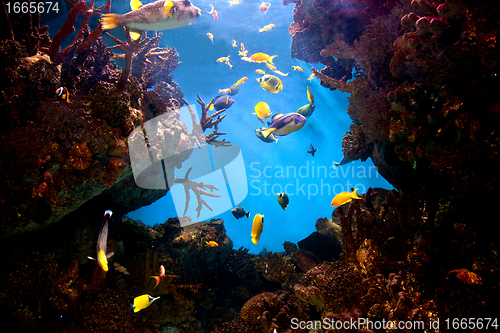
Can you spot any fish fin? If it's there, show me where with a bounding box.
[129,29,142,41]
[261,127,276,138]
[150,276,160,288]
[87,256,96,261]
[267,55,277,64]
[246,211,250,218]
[130,0,142,10]
[106,251,115,259]
[209,104,214,110]
[259,118,264,124]
[307,86,314,106]
[163,0,175,17]
[332,162,339,171]
[351,189,362,199]
[100,14,121,31]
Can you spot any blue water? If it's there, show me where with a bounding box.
[49,0,392,253]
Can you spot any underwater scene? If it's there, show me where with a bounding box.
[0,0,499,332]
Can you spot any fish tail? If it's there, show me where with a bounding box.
[332,162,339,171]
[246,211,250,218]
[261,127,276,139]
[150,276,160,288]
[267,55,277,65]
[351,189,362,199]
[100,14,121,31]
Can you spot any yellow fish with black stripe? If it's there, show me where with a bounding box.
[257,74,283,94]
[132,294,161,312]
[100,0,201,40]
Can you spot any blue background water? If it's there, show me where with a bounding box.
[48,0,392,253]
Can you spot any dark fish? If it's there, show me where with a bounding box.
[306,144,318,157]
[255,127,278,143]
[210,95,235,111]
[277,193,289,210]
[231,206,250,219]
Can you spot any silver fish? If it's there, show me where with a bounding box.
[100,0,201,40]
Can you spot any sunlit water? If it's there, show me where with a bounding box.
[49,0,392,253]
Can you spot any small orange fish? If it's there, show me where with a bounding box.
[228,0,242,6]
[265,62,277,70]
[150,265,180,288]
[234,77,248,86]
[238,43,248,57]
[259,23,275,32]
[255,69,265,74]
[331,189,362,207]
[216,56,230,62]
[241,56,255,63]
[273,70,289,76]
[292,65,303,72]
[250,52,277,64]
[218,88,232,94]
[232,39,237,47]
[205,241,219,247]
[260,2,270,14]
[207,4,218,20]
[225,58,233,69]
[207,33,214,43]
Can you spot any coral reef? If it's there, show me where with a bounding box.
[288,0,500,198]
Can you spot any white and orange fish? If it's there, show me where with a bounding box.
[273,70,289,76]
[207,4,218,20]
[232,39,237,47]
[265,62,277,71]
[150,265,180,288]
[87,210,114,272]
[234,77,248,86]
[292,65,303,72]
[228,0,242,6]
[260,2,270,14]
[255,69,265,74]
[100,0,201,41]
[225,58,233,69]
[259,23,275,32]
[241,56,255,63]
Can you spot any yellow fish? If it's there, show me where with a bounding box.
[232,39,237,47]
[307,72,316,81]
[205,241,219,247]
[259,23,275,32]
[87,210,114,272]
[225,58,233,69]
[257,74,283,94]
[207,4,218,21]
[292,65,303,72]
[100,0,201,41]
[254,102,272,123]
[251,214,264,244]
[255,69,265,74]
[331,189,362,207]
[250,52,277,64]
[207,33,214,43]
[228,0,242,6]
[132,294,160,312]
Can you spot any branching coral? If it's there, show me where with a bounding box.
[174,167,221,218]
[46,0,110,65]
